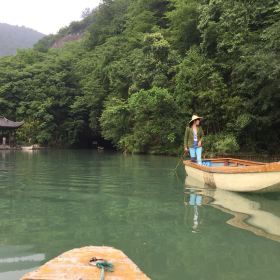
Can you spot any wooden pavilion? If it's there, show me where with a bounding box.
[0,116,24,148]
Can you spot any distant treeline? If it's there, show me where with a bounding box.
[0,23,44,56]
[0,0,279,154]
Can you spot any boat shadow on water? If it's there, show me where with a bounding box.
[184,176,280,242]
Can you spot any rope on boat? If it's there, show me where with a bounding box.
[89,257,114,280]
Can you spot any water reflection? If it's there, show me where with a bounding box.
[0,245,44,279]
[1,151,279,280]
[184,189,212,233]
[185,177,280,242]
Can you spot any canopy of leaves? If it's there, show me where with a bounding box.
[0,0,279,154]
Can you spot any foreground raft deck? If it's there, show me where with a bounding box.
[21,246,150,280]
[184,158,280,192]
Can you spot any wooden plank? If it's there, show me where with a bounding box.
[21,246,150,280]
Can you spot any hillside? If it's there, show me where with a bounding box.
[0,0,279,154]
[34,12,95,52]
[0,23,44,56]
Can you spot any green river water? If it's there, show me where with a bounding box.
[0,150,279,280]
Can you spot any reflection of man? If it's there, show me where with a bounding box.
[192,205,199,232]
[2,137,6,145]
[189,193,202,206]
[189,193,202,233]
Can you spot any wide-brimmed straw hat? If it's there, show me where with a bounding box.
[189,114,203,124]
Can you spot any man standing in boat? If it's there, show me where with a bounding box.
[184,115,204,165]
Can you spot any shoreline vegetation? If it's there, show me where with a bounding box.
[0,0,279,156]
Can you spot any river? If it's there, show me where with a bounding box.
[0,150,279,279]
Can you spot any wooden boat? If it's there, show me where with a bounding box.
[21,144,43,151]
[183,158,280,192]
[20,246,150,280]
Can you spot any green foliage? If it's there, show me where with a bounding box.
[100,87,181,153]
[175,47,229,135]
[85,0,130,49]
[100,97,131,146]
[125,87,181,153]
[0,0,279,154]
[129,32,179,94]
[167,0,201,54]
[34,35,56,52]
[16,119,40,145]
[203,133,239,156]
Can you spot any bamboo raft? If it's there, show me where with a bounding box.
[20,246,150,280]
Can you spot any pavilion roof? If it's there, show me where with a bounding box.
[0,116,24,128]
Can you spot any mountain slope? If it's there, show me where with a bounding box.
[0,23,45,56]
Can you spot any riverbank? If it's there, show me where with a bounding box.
[1,145,279,163]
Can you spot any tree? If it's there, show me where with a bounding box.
[167,0,201,54]
[82,8,91,19]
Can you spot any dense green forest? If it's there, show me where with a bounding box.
[0,23,44,56]
[0,0,279,154]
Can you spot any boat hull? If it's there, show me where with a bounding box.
[184,158,280,193]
